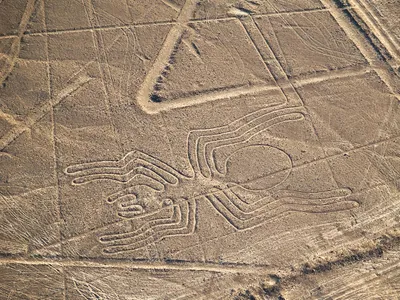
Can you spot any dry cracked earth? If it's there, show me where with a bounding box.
[1,0,400,299]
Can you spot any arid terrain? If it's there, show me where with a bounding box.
[1,0,400,299]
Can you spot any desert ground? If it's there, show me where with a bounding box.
[1,0,400,299]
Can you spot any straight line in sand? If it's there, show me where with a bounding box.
[291,65,373,87]
[348,0,400,69]
[319,0,400,99]
[0,256,272,274]
[0,7,335,39]
[0,0,36,84]
[135,0,198,113]
[144,65,373,113]
[0,75,92,151]
[143,84,281,114]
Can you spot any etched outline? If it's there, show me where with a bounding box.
[66,106,359,254]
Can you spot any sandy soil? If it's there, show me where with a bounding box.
[0,0,400,299]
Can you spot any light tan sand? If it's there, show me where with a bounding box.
[0,0,400,299]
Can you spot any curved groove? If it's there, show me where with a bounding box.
[206,188,358,231]
[187,104,288,175]
[209,113,302,177]
[106,180,164,203]
[71,166,166,186]
[102,200,196,254]
[198,110,302,177]
[189,106,304,178]
[100,205,181,245]
[204,112,303,178]
[66,151,183,185]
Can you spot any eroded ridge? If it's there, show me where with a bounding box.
[66,106,359,254]
[349,0,400,71]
